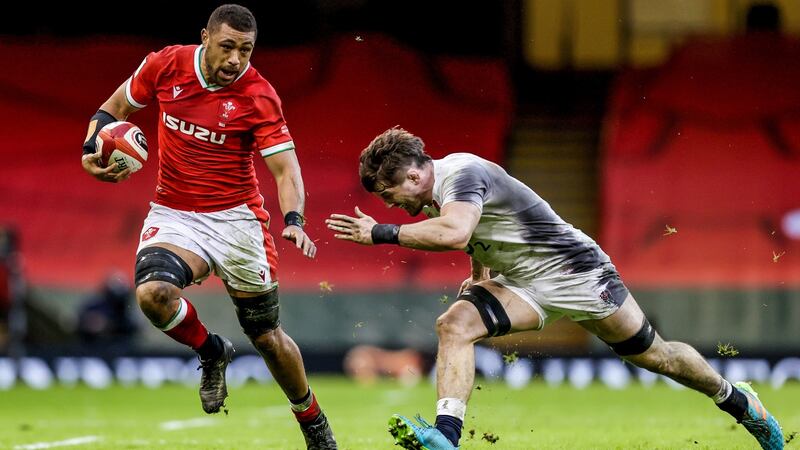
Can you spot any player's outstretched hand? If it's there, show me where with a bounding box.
[81,152,131,183]
[326,207,377,245]
[282,225,316,258]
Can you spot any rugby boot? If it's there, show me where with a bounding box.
[388,414,459,450]
[198,335,234,414]
[735,381,784,450]
[300,410,338,449]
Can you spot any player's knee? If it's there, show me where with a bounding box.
[134,246,194,289]
[251,328,282,356]
[435,310,470,340]
[135,281,178,319]
[231,289,280,340]
[436,302,488,343]
[604,316,656,357]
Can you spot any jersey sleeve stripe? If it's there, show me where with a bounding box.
[124,77,147,109]
[259,141,295,157]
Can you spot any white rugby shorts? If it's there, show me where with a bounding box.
[493,263,629,329]
[136,200,279,292]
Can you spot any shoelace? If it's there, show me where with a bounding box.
[197,355,223,371]
[197,359,225,387]
[414,414,433,428]
[740,415,770,436]
[304,420,335,445]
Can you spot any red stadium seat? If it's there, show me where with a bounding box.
[601,36,800,288]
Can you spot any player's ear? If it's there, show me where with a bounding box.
[407,169,420,184]
[200,29,208,47]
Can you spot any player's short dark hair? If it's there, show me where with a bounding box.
[207,4,258,39]
[359,127,432,192]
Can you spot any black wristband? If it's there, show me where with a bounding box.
[371,224,400,244]
[284,211,305,228]
[83,109,118,155]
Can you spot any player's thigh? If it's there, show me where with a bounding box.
[225,283,270,298]
[577,292,647,343]
[136,203,212,282]
[201,203,277,293]
[144,242,210,280]
[471,279,543,332]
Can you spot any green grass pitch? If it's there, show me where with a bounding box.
[1,377,797,449]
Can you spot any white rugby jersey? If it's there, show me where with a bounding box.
[423,153,611,281]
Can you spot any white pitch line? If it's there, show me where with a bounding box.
[159,417,219,431]
[261,405,290,416]
[13,435,101,449]
[381,389,409,406]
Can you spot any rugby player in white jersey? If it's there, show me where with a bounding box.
[327,127,783,450]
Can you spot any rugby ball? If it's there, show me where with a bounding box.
[96,121,148,173]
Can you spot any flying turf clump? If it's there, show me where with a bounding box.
[717,342,739,357]
[503,351,519,364]
[482,432,500,444]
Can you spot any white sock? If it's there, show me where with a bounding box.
[436,397,467,421]
[712,379,733,404]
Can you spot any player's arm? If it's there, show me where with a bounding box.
[263,150,317,258]
[395,201,480,250]
[99,81,141,121]
[81,82,141,183]
[327,201,481,251]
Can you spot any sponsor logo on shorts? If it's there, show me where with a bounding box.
[142,227,160,241]
[258,268,266,282]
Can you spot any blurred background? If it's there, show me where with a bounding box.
[1,0,799,390]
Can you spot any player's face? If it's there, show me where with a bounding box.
[201,23,256,86]
[375,172,428,217]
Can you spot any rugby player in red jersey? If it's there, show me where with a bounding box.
[80,5,336,449]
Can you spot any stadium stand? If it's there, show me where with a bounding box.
[601,35,800,288]
[0,34,512,291]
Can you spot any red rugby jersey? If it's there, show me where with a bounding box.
[125,44,294,212]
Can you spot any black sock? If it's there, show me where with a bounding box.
[717,387,748,421]
[435,415,463,447]
[196,333,223,361]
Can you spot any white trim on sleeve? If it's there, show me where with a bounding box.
[125,77,147,109]
[259,141,295,157]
